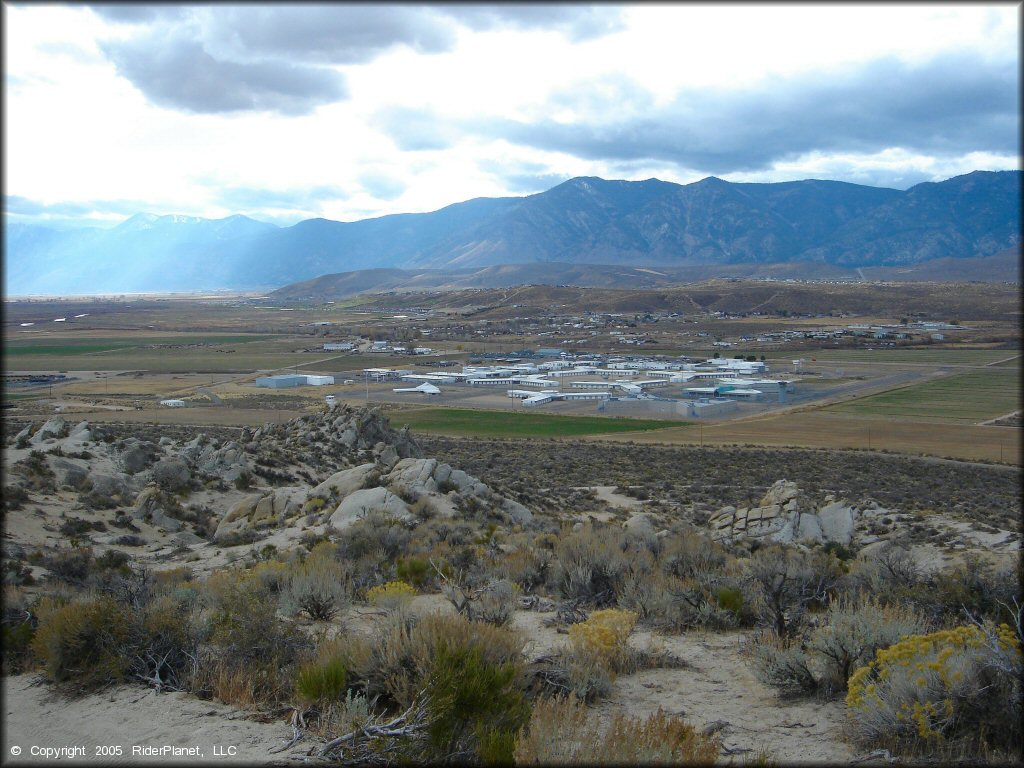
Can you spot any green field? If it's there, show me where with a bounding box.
[775,347,1019,365]
[4,335,265,357]
[826,368,1020,423]
[387,407,681,438]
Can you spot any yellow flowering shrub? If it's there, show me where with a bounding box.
[366,580,417,611]
[568,608,638,674]
[846,622,1022,755]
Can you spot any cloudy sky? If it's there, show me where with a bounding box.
[4,2,1019,228]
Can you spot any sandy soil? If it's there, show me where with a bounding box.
[511,611,858,764]
[2,675,305,765]
[4,610,858,766]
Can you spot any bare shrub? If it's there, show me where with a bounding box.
[744,545,843,638]
[747,596,928,699]
[42,546,95,586]
[436,564,519,626]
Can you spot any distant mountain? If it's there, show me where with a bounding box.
[270,248,1021,302]
[4,171,1019,295]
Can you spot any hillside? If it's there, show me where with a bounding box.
[5,171,1019,295]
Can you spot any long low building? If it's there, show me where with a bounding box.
[507,389,610,407]
[256,374,335,388]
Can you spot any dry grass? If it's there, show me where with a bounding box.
[580,411,1021,464]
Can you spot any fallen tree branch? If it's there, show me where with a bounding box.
[319,693,430,758]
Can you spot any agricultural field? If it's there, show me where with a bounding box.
[779,347,1020,366]
[2,333,348,374]
[385,406,678,438]
[825,368,1020,423]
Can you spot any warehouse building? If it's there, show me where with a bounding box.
[255,374,334,388]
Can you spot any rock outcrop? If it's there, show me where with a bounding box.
[707,480,858,546]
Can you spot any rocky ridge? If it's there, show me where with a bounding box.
[7,406,530,552]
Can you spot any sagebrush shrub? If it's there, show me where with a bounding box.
[366,611,524,710]
[195,569,310,706]
[31,595,135,689]
[280,543,352,620]
[551,524,630,606]
[747,597,927,698]
[845,622,1022,757]
[807,597,926,695]
[514,695,718,765]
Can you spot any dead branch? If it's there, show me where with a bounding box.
[269,708,306,754]
[319,692,430,758]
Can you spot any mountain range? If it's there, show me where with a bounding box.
[4,170,1020,296]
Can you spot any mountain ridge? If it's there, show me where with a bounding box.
[5,171,1019,295]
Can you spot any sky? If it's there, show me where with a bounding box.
[3,2,1020,229]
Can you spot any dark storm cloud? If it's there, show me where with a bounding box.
[488,54,1019,174]
[204,6,457,65]
[89,4,187,24]
[102,34,347,115]
[88,5,622,115]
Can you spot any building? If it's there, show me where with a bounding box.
[159,399,186,407]
[323,342,353,351]
[255,374,307,389]
[305,375,335,386]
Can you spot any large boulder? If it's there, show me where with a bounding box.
[794,512,825,544]
[213,494,265,542]
[89,472,133,503]
[309,464,379,502]
[501,498,533,525]
[150,508,183,533]
[120,440,161,474]
[50,456,90,490]
[818,501,857,546]
[623,512,657,537]
[760,480,800,509]
[151,457,192,492]
[386,458,439,497]
[13,425,33,446]
[329,487,413,529]
[31,416,68,443]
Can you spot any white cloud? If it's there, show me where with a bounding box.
[4,3,1019,226]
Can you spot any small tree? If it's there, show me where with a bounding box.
[745,546,842,638]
